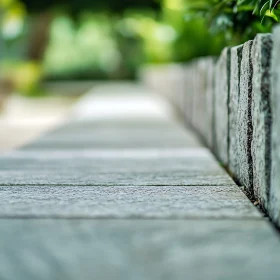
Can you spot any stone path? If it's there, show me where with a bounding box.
[0,83,280,279]
[0,94,77,151]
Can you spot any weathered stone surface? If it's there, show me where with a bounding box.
[1,219,280,280]
[204,57,215,148]
[229,44,243,179]
[0,148,224,172]
[1,81,280,280]
[192,59,208,142]
[270,25,280,224]
[22,139,199,149]
[53,119,186,131]
[2,80,280,280]
[172,64,186,115]
[251,34,273,210]
[23,125,200,148]
[0,151,235,186]
[1,146,233,188]
[178,58,214,148]
[0,172,236,186]
[21,119,202,149]
[0,185,260,219]
[190,61,200,129]
[213,48,231,166]
[191,62,202,129]
[237,41,254,196]
[163,64,184,109]
[180,66,188,122]
[183,64,195,123]
[22,135,200,150]
[4,147,215,159]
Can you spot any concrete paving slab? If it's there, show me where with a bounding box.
[0,185,259,219]
[0,219,279,280]
[0,82,279,279]
[20,127,201,149]
[20,138,198,149]
[0,149,235,186]
[0,169,234,186]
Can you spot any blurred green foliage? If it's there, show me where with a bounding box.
[44,0,226,80]
[159,0,226,62]
[1,0,280,93]
[188,0,280,44]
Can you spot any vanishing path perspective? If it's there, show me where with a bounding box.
[0,83,280,279]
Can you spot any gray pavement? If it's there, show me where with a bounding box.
[0,83,279,279]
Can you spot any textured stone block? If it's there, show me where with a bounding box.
[270,25,280,224]
[192,59,207,141]
[165,64,184,109]
[22,118,202,149]
[204,57,216,148]
[229,44,243,179]
[237,41,254,196]
[177,58,214,148]
[183,63,195,124]
[21,128,200,149]
[213,48,231,165]
[174,64,186,115]
[191,58,215,148]
[191,61,202,129]
[251,34,273,210]
[1,220,280,280]
[0,150,235,186]
[0,185,259,219]
[178,65,188,119]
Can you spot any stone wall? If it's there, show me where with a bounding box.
[141,25,280,227]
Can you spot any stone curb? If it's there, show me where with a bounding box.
[141,25,280,227]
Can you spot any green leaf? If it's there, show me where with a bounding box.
[265,9,279,20]
[260,1,269,15]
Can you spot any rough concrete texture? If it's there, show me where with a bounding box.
[1,82,280,279]
[1,219,280,280]
[229,44,243,179]
[213,47,231,166]
[0,148,225,174]
[251,34,273,210]
[0,161,235,186]
[270,25,280,225]
[0,185,260,219]
[237,41,254,197]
